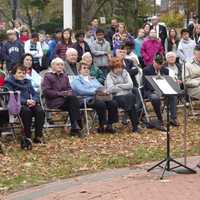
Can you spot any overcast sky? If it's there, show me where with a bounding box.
[156,0,161,5]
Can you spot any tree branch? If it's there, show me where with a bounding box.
[89,0,110,22]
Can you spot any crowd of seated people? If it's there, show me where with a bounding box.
[1,15,200,150]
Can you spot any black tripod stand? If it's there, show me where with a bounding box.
[147,95,196,179]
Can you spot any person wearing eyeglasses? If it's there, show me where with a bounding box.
[71,60,118,133]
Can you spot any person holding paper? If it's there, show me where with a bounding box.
[143,54,178,130]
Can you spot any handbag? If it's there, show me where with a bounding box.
[7,91,21,115]
[95,87,112,101]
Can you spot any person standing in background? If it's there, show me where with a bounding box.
[55,28,73,60]
[151,16,167,47]
[134,28,145,67]
[48,28,63,62]
[141,29,164,66]
[177,28,196,64]
[165,28,179,53]
[91,28,111,77]
[188,15,198,39]
[3,30,24,72]
[143,23,151,38]
[73,30,91,62]
[193,24,200,45]
[105,18,118,50]
[90,18,99,40]
[24,33,43,72]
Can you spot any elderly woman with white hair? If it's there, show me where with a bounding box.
[64,48,79,76]
[82,52,105,84]
[42,57,82,136]
[163,51,182,126]
[164,52,182,84]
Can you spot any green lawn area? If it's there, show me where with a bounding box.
[0,111,200,194]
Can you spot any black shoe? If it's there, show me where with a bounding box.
[70,128,83,137]
[33,137,46,144]
[71,121,81,130]
[170,119,179,127]
[70,128,81,136]
[105,124,116,134]
[159,124,167,132]
[132,127,141,134]
[97,127,105,133]
[21,137,32,150]
[157,121,167,132]
[105,126,116,134]
[121,115,129,125]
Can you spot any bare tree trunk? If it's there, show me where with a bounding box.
[73,0,82,30]
[24,3,32,30]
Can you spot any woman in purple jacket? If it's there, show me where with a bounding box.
[42,57,82,137]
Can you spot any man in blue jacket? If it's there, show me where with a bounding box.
[2,30,24,72]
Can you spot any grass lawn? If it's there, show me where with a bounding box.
[0,110,200,194]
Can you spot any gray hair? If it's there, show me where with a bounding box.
[51,57,64,67]
[66,48,78,55]
[82,52,92,59]
[166,51,177,59]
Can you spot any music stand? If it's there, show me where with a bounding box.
[145,75,196,179]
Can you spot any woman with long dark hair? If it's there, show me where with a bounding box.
[21,53,42,92]
[164,28,179,53]
[55,28,73,60]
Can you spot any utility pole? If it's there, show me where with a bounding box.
[154,0,156,15]
[10,0,18,20]
[63,0,73,29]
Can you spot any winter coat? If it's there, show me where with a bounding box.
[184,59,200,99]
[177,39,196,63]
[5,75,39,104]
[71,75,102,100]
[42,72,72,108]
[141,38,163,66]
[90,65,105,85]
[3,39,24,71]
[90,39,111,67]
[105,69,133,96]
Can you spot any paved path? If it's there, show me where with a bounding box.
[3,156,200,200]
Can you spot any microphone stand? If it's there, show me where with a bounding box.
[183,60,188,166]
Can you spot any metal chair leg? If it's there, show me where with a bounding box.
[83,99,89,135]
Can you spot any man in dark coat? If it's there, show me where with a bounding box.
[151,16,167,48]
[143,54,178,130]
[73,31,91,62]
[105,18,118,50]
